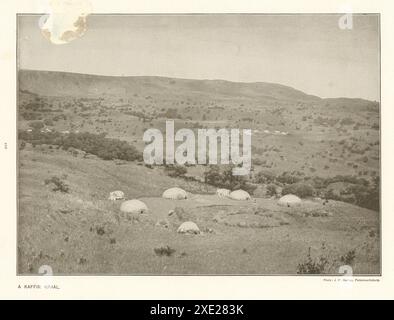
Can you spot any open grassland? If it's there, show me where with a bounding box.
[17,70,380,275]
[18,148,379,275]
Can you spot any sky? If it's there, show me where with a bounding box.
[18,14,380,101]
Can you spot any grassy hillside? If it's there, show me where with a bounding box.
[18,146,379,275]
[17,69,380,274]
[18,70,379,179]
[19,69,321,102]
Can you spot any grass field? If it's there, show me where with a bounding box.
[17,70,380,275]
[18,147,379,275]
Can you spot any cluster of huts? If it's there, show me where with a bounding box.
[108,187,302,235]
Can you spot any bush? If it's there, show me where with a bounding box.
[317,176,379,211]
[255,170,276,184]
[44,176,69,193]
[29,121,44,130]
[161,108,180,119]
[282,182,315,198]
[19,130,142,162]
[266,184,277,197]
[154,245,176,257]
[340,249,356,265]
[346,180,379,211]
[43,119,54,126]
[371,123,379,130]
[276,172,301,185]
[297,247,329,274]
[297,246,357,274]
[19,141,26,150]
[164,165,187,178]
[204,165,257,195]
[340,118,355,126]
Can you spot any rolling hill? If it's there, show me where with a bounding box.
[17,69,380,180]
[19,69,322,102]
[17,69,380,274]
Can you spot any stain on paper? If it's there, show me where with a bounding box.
[38,0,92,45]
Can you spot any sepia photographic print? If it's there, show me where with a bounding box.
[16,13,380,276]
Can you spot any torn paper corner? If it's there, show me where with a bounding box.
[38,0,92,45]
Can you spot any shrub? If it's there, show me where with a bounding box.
[323,189,341,201]
[276,172,301,185]
[204,165,257,195]
[164,165,187,178]
[29,121,44,130]
[154,245,176,257]
[340,249,356,266]
[18,130,142,162]
[297,247,329,274]
[255,170,276,184]
[43,119,54,126]
[297,243,358,274]
[161,108,180,119]
[282,182,315,198]
[346,181,379,211]
[44,176,69,193]
[266,184,277,197]
[19,141,26,150]
[340,118,355,126]
[294,174,379,211]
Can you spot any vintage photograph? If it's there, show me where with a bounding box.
[17,14,380,275]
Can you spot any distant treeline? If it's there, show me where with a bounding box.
[19,130,142,162]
